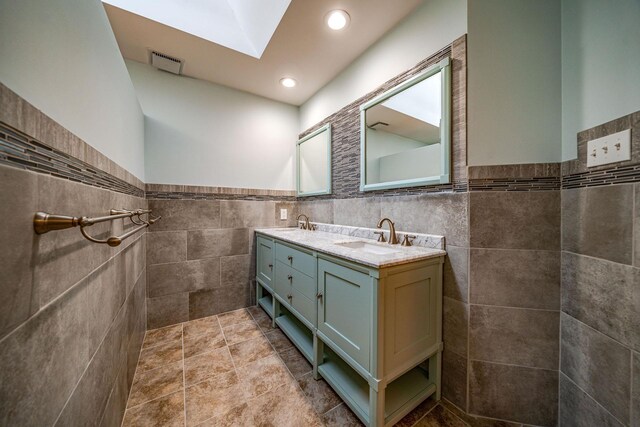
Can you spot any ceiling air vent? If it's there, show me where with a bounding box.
[150,50,184,75]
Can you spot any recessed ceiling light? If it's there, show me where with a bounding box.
[326,10,350,30]
[280,77,297,88]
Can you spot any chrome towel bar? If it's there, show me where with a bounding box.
[33,208,161,247]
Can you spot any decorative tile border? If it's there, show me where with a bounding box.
[468,163,561,192]
[145,183,295,200]
[0,83,144,191]
[0,122,145,198]
[562,164,640,189]
[145,190,296,201]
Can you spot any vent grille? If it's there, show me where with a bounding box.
[150,50,183,75]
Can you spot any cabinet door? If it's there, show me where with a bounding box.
[256,236,274,290]
[317,259,371,371]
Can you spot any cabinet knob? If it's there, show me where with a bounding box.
[268,263,273,269]
[316,292,323,302]
[287,275,292,281]
[287,294,292,300]
[287,255,293,262]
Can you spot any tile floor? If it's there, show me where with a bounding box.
[122,305,469,427]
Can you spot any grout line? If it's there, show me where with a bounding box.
[52,255,146,427]
[630,352,634,427]
[408,402,441,427]
[468,358,558,372]
[560,311,636,355]
[440,404,471,427]
[0,232,145,347]
[467,302,560,313]
[562,249,637,268]
[560,372,628,427]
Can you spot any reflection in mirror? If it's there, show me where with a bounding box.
[360,58,450,191]
[297,124,331,196]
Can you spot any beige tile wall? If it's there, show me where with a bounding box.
[0,164,147,426]
[145,199,298,329]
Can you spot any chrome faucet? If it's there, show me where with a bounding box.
[376,217,399,244]
[297,214,314,230]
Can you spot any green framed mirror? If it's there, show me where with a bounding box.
[360,58,451,191]
[297,124,332,197]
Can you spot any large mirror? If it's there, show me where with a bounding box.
[360,58,451,191]
[297,124,331,196]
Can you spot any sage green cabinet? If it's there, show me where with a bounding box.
[317,258,371,371]
[255,232,443,427]
[256,236,274,291]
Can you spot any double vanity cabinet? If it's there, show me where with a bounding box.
[254,227,445,427]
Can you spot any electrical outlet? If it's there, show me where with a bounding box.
[280,208,288,220]
[586,129,631,167]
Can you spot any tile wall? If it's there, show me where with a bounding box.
[0,86,147,425]
[467,182,561,425]
[559,111,640,427]
[145,197,298,328]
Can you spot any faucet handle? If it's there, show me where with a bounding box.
[373,231,386,242]
[401,234,416,247]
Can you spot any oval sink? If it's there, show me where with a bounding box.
[334,241,400,255]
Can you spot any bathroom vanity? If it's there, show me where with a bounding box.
[254,225,445,427]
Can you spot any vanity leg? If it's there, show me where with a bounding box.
[429,351,442,401]
[272,299,281,329]
[313,334,323,380]
[369,383,385,427]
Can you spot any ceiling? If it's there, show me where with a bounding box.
[103,0,423,106]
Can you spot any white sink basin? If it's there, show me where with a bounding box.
[334,241,400,255]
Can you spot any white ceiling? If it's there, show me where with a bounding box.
[103,0,423,106]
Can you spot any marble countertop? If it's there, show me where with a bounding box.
[255,226,446,268]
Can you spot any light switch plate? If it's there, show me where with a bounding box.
[280,208,287,220]
[586,129,631,167]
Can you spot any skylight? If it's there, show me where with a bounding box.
[102,0,291,59]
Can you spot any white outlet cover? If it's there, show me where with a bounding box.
[280,208,287,220]
[586,129,631,167]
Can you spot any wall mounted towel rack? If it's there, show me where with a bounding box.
[33,208,161,247]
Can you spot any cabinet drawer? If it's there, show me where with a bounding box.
[275,242,316,278]
[292,289,316,327]
[274,260,293,301]
[275,260,316,300]
[256,236,274,290]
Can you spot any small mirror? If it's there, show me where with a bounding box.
[297,124,331,196]
[360,58,451,191]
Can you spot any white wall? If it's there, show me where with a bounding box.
[299,0,467,131]
[127,61,298,190]
[561,0,640,161]
[467,0,561,166]
[0,0,145,179]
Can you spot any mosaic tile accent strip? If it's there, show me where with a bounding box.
[469,177,561,192]
[145,191,295,201]
[0,122,145,197]
[562,164,640,189]
[298,38,465,200]
[468,163,561,192]
[145,183,296,201]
